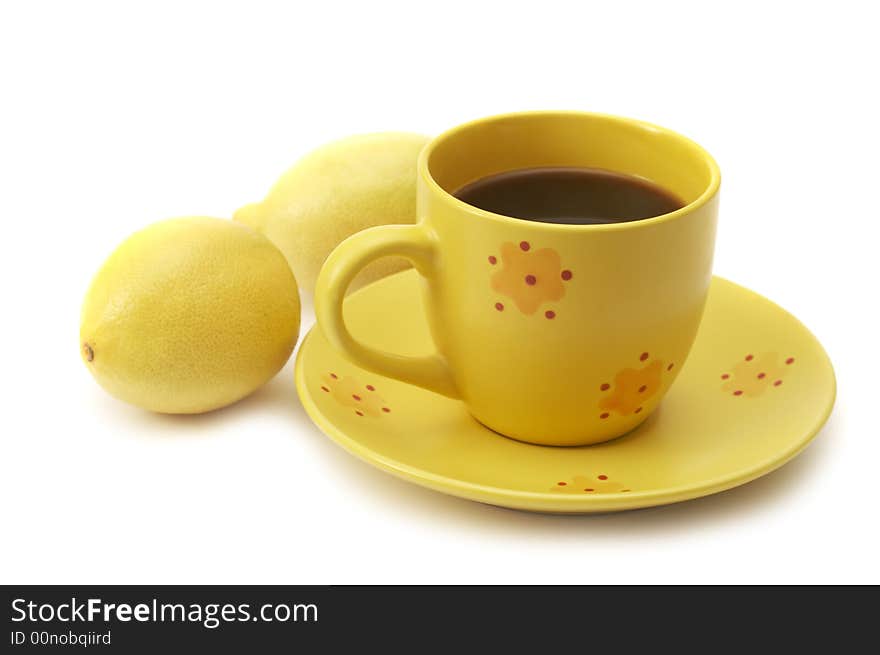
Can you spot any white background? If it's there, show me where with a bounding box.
[1,1,877,584]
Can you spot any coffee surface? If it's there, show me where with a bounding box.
[453,166,685,224]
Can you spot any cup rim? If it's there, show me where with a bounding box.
[418,110,721,232]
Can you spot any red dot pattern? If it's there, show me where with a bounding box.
[634,406,643,413]
[489,243,574,321]
[554,476,633,494]
[640,352,649,361]
[719,354,794,397]
[322,373,392,418]
[667,363,674,371]
[638,385,647,393]
[599,412,610,419]
[600,383,610,391]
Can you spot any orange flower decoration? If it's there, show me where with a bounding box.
[551,474,631,494]
[489,241,572,317]
[599,352,667,417]
[721,353,794,398]
[320,373,391,417]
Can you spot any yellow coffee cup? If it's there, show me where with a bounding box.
[316,111,720,446]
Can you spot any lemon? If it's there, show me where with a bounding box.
[235,132,430,296]
[81,217,301,413]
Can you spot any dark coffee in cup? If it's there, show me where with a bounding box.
[454,166,685,225]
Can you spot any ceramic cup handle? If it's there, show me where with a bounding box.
[315,225,460,399]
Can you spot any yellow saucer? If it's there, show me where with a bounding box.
[295,270,835,513]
